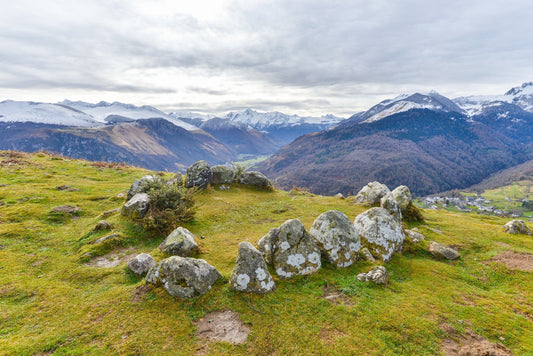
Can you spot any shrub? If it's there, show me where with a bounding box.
[402,202,424,222]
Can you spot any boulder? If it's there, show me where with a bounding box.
[380,192,402,222]
[503,220,532,235]
[146,256,221,298]
[239,171,273,191]
[309,210,360,268]
[127,175,155,200]
[357,266,389,285]
[354,181,390,205]
[229,241,275,293]
[428,241,460,260]
[93,220,112,231]
[334,193,345,199]
[185,160,212,189]
[211,165,236,185]
[353,207,405,262]
[405,229,425,243]
[127,253,156,276]
[258,219,321,278]
[392,185,413,211]
[121,193,150,219]
[159,227,199,256]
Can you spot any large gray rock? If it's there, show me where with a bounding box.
[428,241,460,260]
[503,220,532,235]
[391,185,413,211]
[353,207,405,262]
[380,192,402,222]
[121,193,150,219]
[229,241,275,293]
[146,256,221,298]
[309,210,360,268]
[127,175,155,200]
[211,165,236,185]
[357,266,389,285]
[239,171,273,191]
[185,160,212,189]
[354,181,391,205]
[258,219,321,278]
[127,253,156,276]
[159,227,199,256]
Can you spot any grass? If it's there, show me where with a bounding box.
[1,151,533,355]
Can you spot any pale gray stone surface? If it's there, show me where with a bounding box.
[239,171,273,190]
[357,266,389,285]
[229,241,275,293]
[380,192,402,222]
[354,181,391,205]
[392,185,413,211]
[127,175,155,200]
[211,165,236,185]
[428,241,460,260]
[159,227,199,256]
[185,160,212,189]
[121,193,150,219]
[503,220,532,235]
[127,253,156,276]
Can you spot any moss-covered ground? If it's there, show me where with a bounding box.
[1,151,532,355]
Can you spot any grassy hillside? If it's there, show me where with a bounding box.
[1,151,532,355]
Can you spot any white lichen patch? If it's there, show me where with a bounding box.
[255,268,267,281]
[280,241,290,251]
[308,252,321,265]
[260,280,275,291]
[276,267,293,278]
[287,254,306,267]
[235,274,250,291]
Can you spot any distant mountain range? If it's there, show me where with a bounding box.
[258,82,533,196]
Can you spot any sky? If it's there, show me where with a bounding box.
[0,0,532,117]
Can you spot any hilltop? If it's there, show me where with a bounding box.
[1,151,532,355]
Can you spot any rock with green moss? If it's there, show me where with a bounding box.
[211,165,236,185]
[357,266,389,285]
[354,181,390,205]
[229,241,275,293]
[392,185,412,210]
[127,175,155,200]
[185,160,212,189]
[428,241,460,260]
[127,253,156,276]
[380,192,402,222]
[353,207,405,262]
[405,229,425,243]
[239,171,273,191]
[146,256,221,298]
[159,227,199,256]
[503,220,532,235]
[121,193,150,219]
[309,210,360,268]
[258,219,321,278]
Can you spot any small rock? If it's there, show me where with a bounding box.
[354,181,390,206]
[218,184,230,191]
[239,171,273,191]
[127,253,156,276]
[211,165,236,185]
[428,241,460,260]
[102,208,121,217]
[121,193,150,219]
[360,247,376,262]
[334,193,345,199]
[503,220,532,235]
[159,227,199,256]
[229,241,275,293]
[56,185,71,191]
[185,160,212,189]
[146,256,221,298]
[357,266,389,285]
[93,220,112,231]
[93,233,120,245]
[52,205,80,214]
[405,229,425,243]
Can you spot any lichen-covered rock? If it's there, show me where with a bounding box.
[360,247,376,262]
[309,210,360,268]
[353,207,405,262]
[258,219,321,278]
[405,229,425,243]
[229,241,275,293]
[239,171,273,191]
[127,175,155,200]
[93,220,112,231]
[357,266,389,285]
[380,192,402,222]
[127,253,156,276]
[185,160,212,189]
[428,241,460,260]
[354,181,391,205]
[159,227,199,256]
[211,165,236,185]
[392,185,412,211]
[121,193,150,219]
[146,256,221,298]
[503,220,532,235]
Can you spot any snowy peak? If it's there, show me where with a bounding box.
[505,82,533,96]
[225,108,344,130]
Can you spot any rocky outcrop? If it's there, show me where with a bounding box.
[159,227,199,256]
[121,193,150,219]
[185,160,212,189]
[380,192,402,222]
[211,165,236,185]
[146,256,221,298]
[258,219,321,278]
[391,185,412,211]
[127,253,156,276]
[309,210,360,268]
[503,220,532,235]
[357,266,389,285]
[229,241,275,293]
[353,207,405,262]
[127,175,155,200]
[239,171,273,191]
[354,181,390,205]
[428,241,460,260]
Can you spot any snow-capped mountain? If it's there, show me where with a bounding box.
[61,100,198,131]
[454,82,533,115]
[225,109,344,130]
[0,100,99,127]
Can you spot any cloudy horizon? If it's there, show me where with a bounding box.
[1,0,532,117]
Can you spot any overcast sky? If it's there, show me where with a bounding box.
[0,0,532,116]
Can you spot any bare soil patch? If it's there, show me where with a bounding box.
[319,327,346,344]
[440,323,514,355]
[132,284,153,303]
[485,251,533,272]
[322,283,353,306]
[195,310,250,345]
[85,248,136,268]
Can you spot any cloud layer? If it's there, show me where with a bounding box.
[1,0,532,116]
